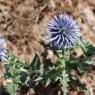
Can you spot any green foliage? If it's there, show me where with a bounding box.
[3,39,95,95]
[6,82,17,95]
[5,52,27,95]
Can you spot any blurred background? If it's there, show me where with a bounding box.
[0,0,95,94]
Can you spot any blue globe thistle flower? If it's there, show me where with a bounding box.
[47,14,80,49]
[0,48,7,62]
[0,34,7,62]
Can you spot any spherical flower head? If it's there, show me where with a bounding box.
[0,34,7,62]
[47,14,80,49]
[0,48,7,62]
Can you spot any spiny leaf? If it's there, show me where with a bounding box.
[45,78,51,87]
[6,82,17,95]
[34,76,43,81]
[60,70,69,95]
[84,60,95,66]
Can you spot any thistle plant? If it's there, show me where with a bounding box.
[2,14,95,95]
[44,14,82,95]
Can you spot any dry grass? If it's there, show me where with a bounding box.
[0,0,95,95]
